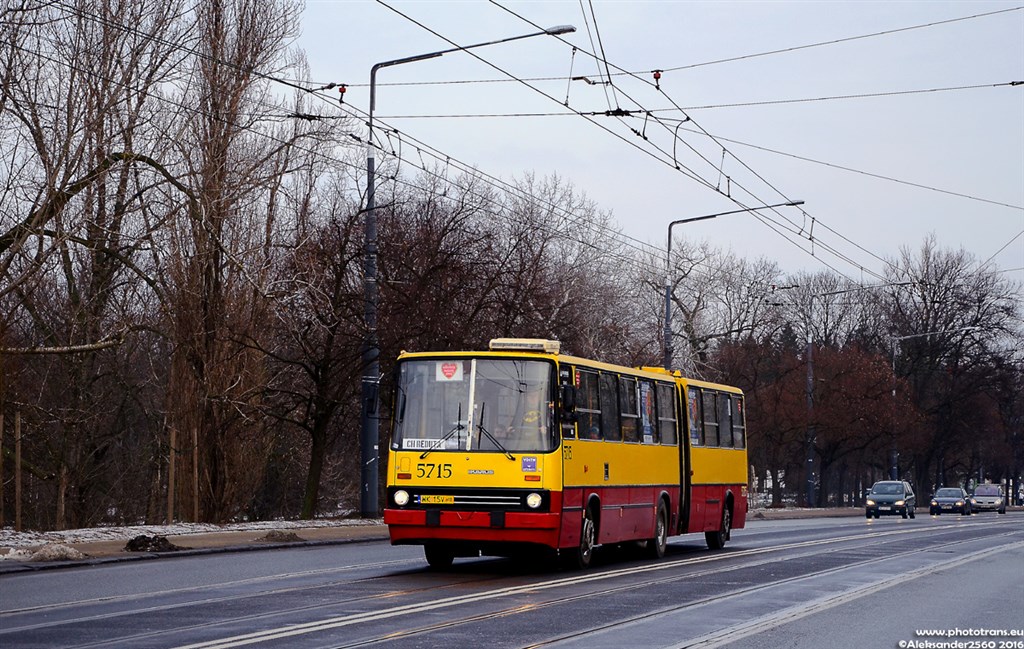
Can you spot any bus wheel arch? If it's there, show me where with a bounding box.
[586,495,601,540]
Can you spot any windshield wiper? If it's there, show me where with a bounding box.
[420,403,464,459]
[475,403,515,461]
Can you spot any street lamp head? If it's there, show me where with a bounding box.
[545,25,577,35]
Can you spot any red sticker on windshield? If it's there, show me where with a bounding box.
[436,362,463,381]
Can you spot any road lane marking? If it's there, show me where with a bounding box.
[671,540,1024,649]
[172,523,1001,649]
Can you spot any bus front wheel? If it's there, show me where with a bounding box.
[705,505,731,550]
[424,544,454,569]
[565,506,597,569]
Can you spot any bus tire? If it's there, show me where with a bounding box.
[565,504,597,570]
[424,544,454,569]
[645,501,668,559]
[705,504,731,550]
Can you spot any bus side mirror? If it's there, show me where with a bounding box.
[560,385,577,422]
[396,391,406,423]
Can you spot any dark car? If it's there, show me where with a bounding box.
[970,484,1007,514]
[929,487,971,515]
[866,480,916,519]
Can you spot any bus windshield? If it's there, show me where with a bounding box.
[392,358,556,454]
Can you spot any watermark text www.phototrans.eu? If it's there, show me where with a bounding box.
[898,628,1024,649]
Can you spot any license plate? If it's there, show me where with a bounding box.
[879,506,891,511]
[419,495,454,505]
[942,505,954,509]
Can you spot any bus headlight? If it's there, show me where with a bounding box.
[526,492,543,509]
[393,490,410,507]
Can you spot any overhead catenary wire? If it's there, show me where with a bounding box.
[661,121,1024,212]
[371,0,807,251]
[371,0,722,195]
[483,0,1019,276]
[482,0,893,283]
[979,230,1024,272]
[487,3,1021,282]
[581,0,619,110]
[369,81,1024,118]
[360,85,1022,212]
[319,22,839,284]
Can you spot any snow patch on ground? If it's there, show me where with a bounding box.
[0,543,88,562]
[0,518,382,559]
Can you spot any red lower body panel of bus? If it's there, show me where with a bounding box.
[687,484,747,533]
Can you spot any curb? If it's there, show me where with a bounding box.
[0,531,391,574]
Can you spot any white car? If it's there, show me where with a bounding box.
[970,485,1007,514]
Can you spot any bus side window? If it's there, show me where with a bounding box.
[577,370,601,440]
[559,366,576,439]
[703,390,719,447]
[732,396,746,449]
[718,393,733,447]
[657,383,677,445]
[599,373,621,442]
[639,380,657,444]
[619,376,640,443]
[687,387,703,446]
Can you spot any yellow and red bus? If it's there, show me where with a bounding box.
[383,338,748,568]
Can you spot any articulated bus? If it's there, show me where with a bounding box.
[383,338,748,569]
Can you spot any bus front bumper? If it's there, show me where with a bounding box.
[384,508,561,547]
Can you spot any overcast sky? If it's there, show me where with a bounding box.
[296,0,1023,285]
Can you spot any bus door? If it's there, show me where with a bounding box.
[684,386,705,532]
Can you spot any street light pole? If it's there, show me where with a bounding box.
[360,25,576,518]
[663,200,804,370]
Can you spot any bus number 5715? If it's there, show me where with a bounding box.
[417,463,452,479]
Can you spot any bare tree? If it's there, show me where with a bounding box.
[157,0,325,522]
[1,0,192,528]
[881,238,1020,492]
[660,238,783,375]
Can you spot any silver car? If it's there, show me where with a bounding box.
[970,484,1006,514]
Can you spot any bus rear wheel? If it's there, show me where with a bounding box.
[705,505,731,550]
[645,502,668,559]
[424,544,454,569]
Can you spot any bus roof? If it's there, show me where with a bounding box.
[396,342,743,395]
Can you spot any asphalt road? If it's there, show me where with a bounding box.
[1,513,1021,649]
